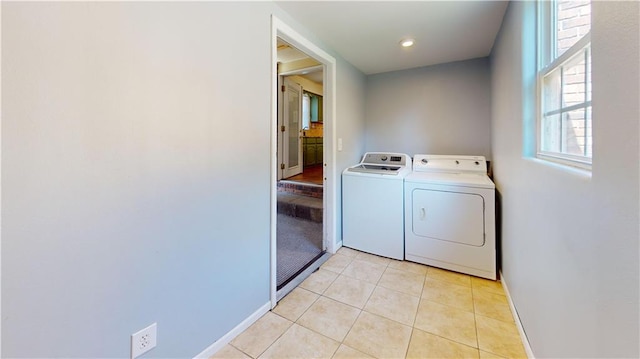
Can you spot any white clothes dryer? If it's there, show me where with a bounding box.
[342,152,412,260]
[404,155,496,280]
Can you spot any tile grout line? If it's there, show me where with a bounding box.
[296,255,375,355]
[287,268,352,351]
[410,266,428,328]
[471,281,481,353]
[228,342,254,359]
[413,299,482,355]
[404,327,415,358]
[268,248,516,359]
[304,266,341,295]
[416,267,487,353]
[472,286,520,325]
[226,258,457,358]
[403,266,428,359]
[253,315,295,359]
[340,252,412,358]
[290,287,322,323]
[287,287,357,347]
[472,280,520,358]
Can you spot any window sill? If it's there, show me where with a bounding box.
[527,155,592,179]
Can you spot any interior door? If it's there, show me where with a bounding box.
[282,77,303,178]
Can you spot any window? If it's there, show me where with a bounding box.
[302,91,323,128]
[302,93,311,130]
[307,92,323,123]
[538,0,592,168]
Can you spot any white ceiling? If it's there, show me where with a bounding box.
[277,39,311,63]
[277,39,324,84]
[300,69,324,83]
[275,1,509,75]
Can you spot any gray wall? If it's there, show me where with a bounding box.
[336,63,367,242]
[1,2,366,357]
[364,58,492,159]
[491,1,639,357]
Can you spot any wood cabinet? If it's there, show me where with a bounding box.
[303,137,323,167]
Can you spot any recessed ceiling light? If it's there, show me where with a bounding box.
[400,38,415,48]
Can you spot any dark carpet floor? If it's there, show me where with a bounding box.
[277,214,323,287]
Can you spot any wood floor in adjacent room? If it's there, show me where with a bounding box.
[285,165,324,186]
[212,247,527,359]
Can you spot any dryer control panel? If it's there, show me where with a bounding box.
[413,155,487,174]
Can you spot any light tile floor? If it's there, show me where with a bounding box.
[212,247,527,359]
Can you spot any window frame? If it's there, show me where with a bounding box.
[536,0,592,170]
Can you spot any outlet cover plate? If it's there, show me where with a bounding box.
[131,323,157,359]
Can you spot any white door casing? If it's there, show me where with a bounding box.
[271,16,337,308]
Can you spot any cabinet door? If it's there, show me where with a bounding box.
[316,143,323,165]
[302,138,308,166]
[305,143,317,166]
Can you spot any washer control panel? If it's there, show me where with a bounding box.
[361,153,409,166]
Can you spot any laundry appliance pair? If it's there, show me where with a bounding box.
[342,152,496,280]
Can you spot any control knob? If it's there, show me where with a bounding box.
[421,159,428,164]
[381,155,388,161]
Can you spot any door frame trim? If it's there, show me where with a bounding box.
[270,16,337,308]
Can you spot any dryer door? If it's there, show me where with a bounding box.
[411,189,485,246]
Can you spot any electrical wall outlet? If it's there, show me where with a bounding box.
[131,323,157,359]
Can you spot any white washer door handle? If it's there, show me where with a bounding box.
[420,207,426,220]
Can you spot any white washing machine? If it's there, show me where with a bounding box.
[342,152,412,260]
[404,155,496,280]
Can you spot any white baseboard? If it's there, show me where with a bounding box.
[193,301,271,358]
[500,270,535,359]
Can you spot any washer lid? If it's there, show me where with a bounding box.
[347,164,402,175]
[405,172,495,189]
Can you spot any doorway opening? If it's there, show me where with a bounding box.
[271,17,337,305]
[275,38,326,295]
